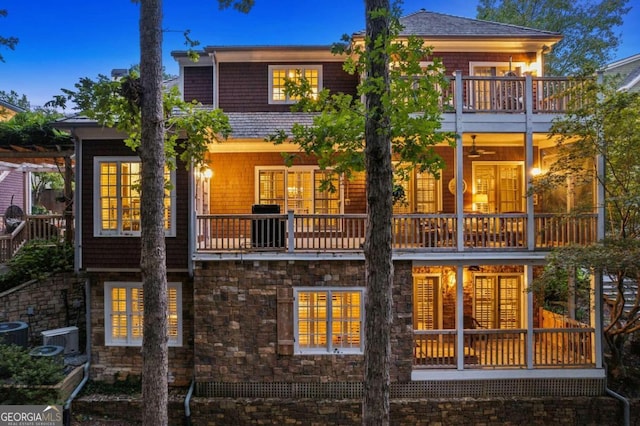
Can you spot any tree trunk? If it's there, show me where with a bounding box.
[362,1,393,425]
[139,0,169,425]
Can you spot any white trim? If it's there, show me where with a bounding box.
[469,61,528,76]
[411,368,605,381]
[92,156,176,237]
[268,65,323,104]
[254,165,344,215]
[104,281,183,347]
[293,287,365,355]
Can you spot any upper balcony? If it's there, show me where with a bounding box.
[194,211,597,256]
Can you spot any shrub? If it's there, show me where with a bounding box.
[0,240,73,292]
[0,343,65,404]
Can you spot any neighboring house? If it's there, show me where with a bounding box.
[57,10,606,397]
[603,52,640,92]
[0,100,27,228]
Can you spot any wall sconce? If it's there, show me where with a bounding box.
[201,167,213,180]
[531,167,542,177]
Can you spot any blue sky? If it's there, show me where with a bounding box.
[1,0,638,108]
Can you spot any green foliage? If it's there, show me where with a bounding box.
[0,90,30,110]
[0,344,65,404]
[477,0,630,76]
[0,241,74,292]
[531,76,640,370]
[53,71,232,169]
[0,8,18,63]
[268,9,454,189]
[0,110,71,148]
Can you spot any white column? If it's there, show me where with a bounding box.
[456,264,465,370]
[526,264,534,369]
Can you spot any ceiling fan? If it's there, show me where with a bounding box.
[468,135,496,158]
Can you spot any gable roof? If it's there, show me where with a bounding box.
[604,53,640,92]
[355,9,562,40]
[0,100,26,114]
[398,10,561,38]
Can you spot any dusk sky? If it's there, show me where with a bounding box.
[1,0,638,108]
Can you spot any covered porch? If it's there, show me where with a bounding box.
[410,264,602,375]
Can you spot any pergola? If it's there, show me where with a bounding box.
[0,138,75,244]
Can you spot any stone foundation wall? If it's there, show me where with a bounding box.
[0,273,86,347]
[88,271,193,386]
[193,259,414,383]
[71,396,639,426]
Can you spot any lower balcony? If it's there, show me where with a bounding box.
[195,212,597,254]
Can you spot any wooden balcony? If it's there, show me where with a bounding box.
[194,212,597,254]
[442,74,588,115]
[0,214,67,263]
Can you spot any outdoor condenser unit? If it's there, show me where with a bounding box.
[41,326,79,355]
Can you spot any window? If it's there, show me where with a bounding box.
[294,288,364,354]
[269,65,322,104]
[473,274,521,329]
[94,157,176,236]
[472,162,524,213]
[393,169,442,214]
[104,282,182,346]
[256,166,341,216]
[413,275,441,330]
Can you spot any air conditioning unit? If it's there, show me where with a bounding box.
[41,326,79,355]
[0,321,29,348]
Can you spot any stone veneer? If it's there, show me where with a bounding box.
[88,271,193,386]
[0,273,86,347]
[193,259,414,383]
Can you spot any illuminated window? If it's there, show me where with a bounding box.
[94,157,176,236]
[294,288,364,354]
[104,282,182,346]
[268,65,322,104]
[473,274,521,329]
[256,166,341,218]
[393,171,441,214]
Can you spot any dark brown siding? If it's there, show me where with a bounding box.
[217,62,358,112]
[184,66,213,105]
[80,139,189,270]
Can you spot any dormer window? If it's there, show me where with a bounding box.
[269,65,322,104]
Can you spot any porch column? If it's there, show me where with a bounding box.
[525,264,534,369]
[456,264,465,370]
[524,74,535,251]
[454,71,465,251]
[592,271,603,369]
[596,71,606,241]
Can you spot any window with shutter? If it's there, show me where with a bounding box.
[292,287,364,354]
[473,274,521,329]
[104,282,182,346]
[413,275,440,330]
[277,287,294,355]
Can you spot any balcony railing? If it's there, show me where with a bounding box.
[194,212,597,254]
[444,74,589,114]
[0,214,67,263]
[413,325,594,369]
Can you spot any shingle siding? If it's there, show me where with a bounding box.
[80,140,189,270]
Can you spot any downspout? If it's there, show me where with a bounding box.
[183,378,195,426]
[63,277,91,426]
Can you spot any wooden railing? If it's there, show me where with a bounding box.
[413,325,593,369]
[0,214,66,263]
[195,212,596,254]
[446,75,589,114]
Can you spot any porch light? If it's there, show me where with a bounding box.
[202,167,213,180]
[531,167,542,176]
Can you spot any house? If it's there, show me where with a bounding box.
[56,10,606,398]
[603,52,640,92]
